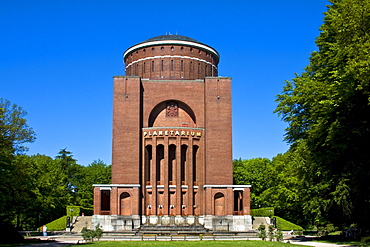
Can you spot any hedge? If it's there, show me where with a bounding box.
[250,207,274,217]
[66,206,93,216]
[273,216,303,231]
[43,216,67,231]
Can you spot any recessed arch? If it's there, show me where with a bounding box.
[120,192,131,215]
[148,100,196,127]
[214,192,225,216]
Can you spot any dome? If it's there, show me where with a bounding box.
[124,35,219,60]
[143,35,202,44]
[123,35,219,80]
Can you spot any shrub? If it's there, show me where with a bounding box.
[361,236,370,243]
[268,225,274,241]
[258,224,267,240]
[81,227,94,242]
[275,229,284,242]
[81,224,103,242]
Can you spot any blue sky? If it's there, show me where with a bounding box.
[1,0,328,166]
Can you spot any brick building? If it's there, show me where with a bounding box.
[93,35,252,231]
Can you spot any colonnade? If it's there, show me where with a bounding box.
[142,131,202,216]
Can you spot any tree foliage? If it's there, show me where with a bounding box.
[233,158,271,208]
[0,98,111,230]
[275,0,370,230]
[0,99,36,225]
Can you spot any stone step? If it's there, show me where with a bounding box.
[71,216,92,232]
[138,224,208,235]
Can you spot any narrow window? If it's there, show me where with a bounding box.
[161,60,164,71]
[181,60,184,71]
[152,61,155,72]
[143,62,146,73]
[171,46,174,51]
[101,190,111,211]
[171,60,174,71]
[190,61,193,72]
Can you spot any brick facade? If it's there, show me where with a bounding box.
[93,35,251,231]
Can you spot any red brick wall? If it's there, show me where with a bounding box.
[125,45,218,80]
[111,76,142,184]
[204,77,233,185]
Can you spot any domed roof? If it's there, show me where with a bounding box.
[124,34,219,60]
[143,35,201,44]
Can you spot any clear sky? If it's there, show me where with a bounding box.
[1,0,329,166]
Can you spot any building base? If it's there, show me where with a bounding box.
[92,215,252,232]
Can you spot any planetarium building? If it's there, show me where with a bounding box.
[93,35,252,231]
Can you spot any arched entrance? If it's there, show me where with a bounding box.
[214,192,225,216]
[120,192,131,215]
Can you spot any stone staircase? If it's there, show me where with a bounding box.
[252,216,271,230]
[70,216,260,240]
[138,225,208,235]
[72,216,92,232]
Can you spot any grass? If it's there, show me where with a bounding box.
[316,237,370,246]
[72,240,308,246]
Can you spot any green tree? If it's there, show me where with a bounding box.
[275,0,370,229]
[55,148,80,202]
[0,99,36,225]
[260,152,305,226]
[75,160,111,208]
[233,158,271,208]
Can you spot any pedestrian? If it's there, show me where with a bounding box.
[42,225,47,237]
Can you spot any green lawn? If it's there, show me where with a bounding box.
[76,240,308,246]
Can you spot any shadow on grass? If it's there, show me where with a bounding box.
[313,235,369,246]
[0,238,57,247]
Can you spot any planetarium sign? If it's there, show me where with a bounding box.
[143,128,203,138]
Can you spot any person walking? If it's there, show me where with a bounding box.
[42,225,47,237]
